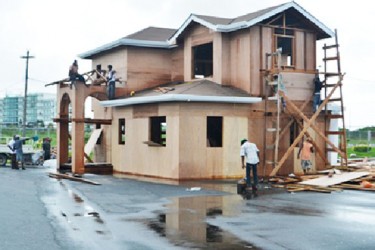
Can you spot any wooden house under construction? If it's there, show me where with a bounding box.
[55,1,347,179]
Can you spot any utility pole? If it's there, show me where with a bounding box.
[20,50,35,137]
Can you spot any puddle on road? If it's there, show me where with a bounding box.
[133,195,261,249]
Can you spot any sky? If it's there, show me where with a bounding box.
[0,0,374,130]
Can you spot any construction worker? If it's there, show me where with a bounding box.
[42,138,51,160]
[298,137,314,174]
[69,60,86,87]
[7,135,17,169]
[13,135,31,170]
[240,138,260,191]
[313,72,323,113]
[107,65,116,100]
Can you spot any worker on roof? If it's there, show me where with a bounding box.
[107,65,116,100]
[68,60,86,87]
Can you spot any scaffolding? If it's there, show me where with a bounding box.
[262,30,347,177]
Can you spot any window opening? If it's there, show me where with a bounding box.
[275,35,294,68]
[193,43,213,79]
[96,124,102,145]
[150,116,166,146]
[207,116,222,147]
[119,118,125,144]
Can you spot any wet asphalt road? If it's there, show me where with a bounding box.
[1,165,375,250]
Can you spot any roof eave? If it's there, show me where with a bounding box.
[100,94,262,107]
[79,38,174,59]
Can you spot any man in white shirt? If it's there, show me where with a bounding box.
[240,138,260,191]
[107,65,116,100]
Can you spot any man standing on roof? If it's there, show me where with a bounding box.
[107,65,116,100]
[240,138,260,191]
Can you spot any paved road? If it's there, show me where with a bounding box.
[1,165,375,250]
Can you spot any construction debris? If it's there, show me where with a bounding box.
[154,87,175,94]
[269,161,375,193]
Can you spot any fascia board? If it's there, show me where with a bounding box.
[79,38,173,59]
[100,94,262,107]
[171,2,334,40]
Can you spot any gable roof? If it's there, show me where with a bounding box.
[79,27,176,59]
[100,80,261,107]
[168,1,334,42]
[80,1,334,59]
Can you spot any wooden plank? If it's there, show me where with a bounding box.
[84,128,102,156]
[282,91,346,159]
[292,113,328,164]
[269,80,342,176]
[54,118,112,125]
[48,172,101,185]
[299,172,370,187]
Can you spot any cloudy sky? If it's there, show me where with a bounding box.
[0,0,374,129]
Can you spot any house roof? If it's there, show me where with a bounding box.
[79,27,177,59]
[100,80,262,107]
[169,1,334,42]
[80,2,334,59]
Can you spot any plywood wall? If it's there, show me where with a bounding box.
[295,31,305,70]
[91,48,128,90]
[107,102,254,179]
[281,72,315,101]
[171,47,184,82]
[230,29,251,92]
[305,32,316,71]
[127,47,172,91]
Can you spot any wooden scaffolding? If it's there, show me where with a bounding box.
[262,30,348,177]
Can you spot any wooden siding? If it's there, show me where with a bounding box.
[282,72,315,101]
[295,31,305,70]
[91,48,128,89]
[305,32,316,71]
[249,26,261,96]
[127,47,172,91]
[171,46,184,82]
[230,29,251,93]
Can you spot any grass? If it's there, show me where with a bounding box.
[347,146,375,159]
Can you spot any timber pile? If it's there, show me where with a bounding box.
[269,162,375,193]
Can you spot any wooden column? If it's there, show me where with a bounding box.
[57,90,70,170]
[71,83,86,174]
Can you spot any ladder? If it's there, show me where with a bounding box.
[322,29,348,166]
[262,49,283,177]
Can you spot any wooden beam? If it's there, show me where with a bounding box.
[276,98,311,144]
[54,118,112,125]
[282,93,346,159]
[270,79,342,176]
[48,172,100,185]
[294,117,328,164]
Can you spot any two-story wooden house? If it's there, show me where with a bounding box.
[58,2,343,179]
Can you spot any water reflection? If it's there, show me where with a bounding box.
[138,195,260,249]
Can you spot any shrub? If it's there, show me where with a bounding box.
[353,144,372,152]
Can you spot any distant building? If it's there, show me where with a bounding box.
[0,93,56,127]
